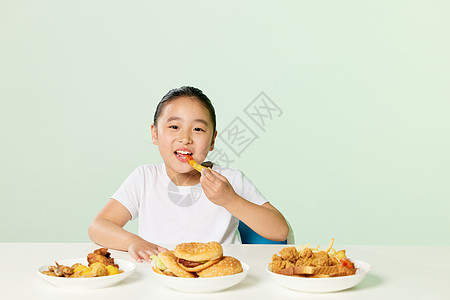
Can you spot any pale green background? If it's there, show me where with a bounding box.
[1,1,449,245]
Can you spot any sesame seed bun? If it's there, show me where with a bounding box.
[173,242,223,261]
[196,256,243,278]
[158,251,197,278]
[173,242,224,272]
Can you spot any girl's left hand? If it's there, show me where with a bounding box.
[200,168,237,207]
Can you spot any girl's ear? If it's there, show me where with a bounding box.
[151,123,158,145]
[209,130,218,151]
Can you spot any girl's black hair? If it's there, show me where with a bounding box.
[153,86,216,132]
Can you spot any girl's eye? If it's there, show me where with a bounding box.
[169,125,179,129]
[193,127,205,132]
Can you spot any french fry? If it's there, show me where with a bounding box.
[325,238,335,253]
[186,155,207,172]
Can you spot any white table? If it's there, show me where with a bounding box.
[0,243,449,299]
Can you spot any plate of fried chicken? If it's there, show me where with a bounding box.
[37,248,136,289]
[267,240,371,293]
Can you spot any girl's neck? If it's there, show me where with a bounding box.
[167,170,201,186]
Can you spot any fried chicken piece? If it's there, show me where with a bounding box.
[299,247,313,259]
[269,254,283,271]
[87,248,118,268]
[311,251,334,266]
[295,257,309,266]
[42,271,57,277]
[279,247,299,263]
[269,254,295,272]
[48,262,74,277]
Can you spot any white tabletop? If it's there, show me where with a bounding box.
[0,243,449,299]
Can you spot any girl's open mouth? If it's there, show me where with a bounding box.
[174,150,193,162]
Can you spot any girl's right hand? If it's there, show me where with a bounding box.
[127,236,168,263]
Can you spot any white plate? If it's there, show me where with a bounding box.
[37,258,136,290]
[267,259,371,293]
[151,262,249,293]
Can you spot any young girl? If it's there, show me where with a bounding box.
[88,86,289,263]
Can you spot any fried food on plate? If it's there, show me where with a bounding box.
[42,248,122,278]
[87,248,119,268]
[269,238,357,278]
[106,265,120,275]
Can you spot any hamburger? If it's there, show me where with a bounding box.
[173,242,223,272]
[196,256,243,278]
[151,241,244,278]
[152,251,197,278]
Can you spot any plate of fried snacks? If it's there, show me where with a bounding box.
[37,248,136,289]
[267,239,371,293]
[150,241,249,293]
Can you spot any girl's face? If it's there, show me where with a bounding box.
[151,96,217,182]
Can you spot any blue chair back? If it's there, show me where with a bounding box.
[238,221,288,244]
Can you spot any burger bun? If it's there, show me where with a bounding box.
[197,256,243,278]
[158,251,197,278]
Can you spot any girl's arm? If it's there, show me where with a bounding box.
[88,199,167,262]
[200,169,289,241]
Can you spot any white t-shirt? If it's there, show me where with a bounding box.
[111,164,268,244]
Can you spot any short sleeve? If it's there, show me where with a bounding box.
[111,167,144,220]
[232,170,268,206]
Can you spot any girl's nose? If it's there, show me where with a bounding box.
[178,131,192,144]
